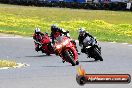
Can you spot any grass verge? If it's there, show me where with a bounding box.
[0,3,132,43]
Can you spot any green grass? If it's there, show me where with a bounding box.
[0,3,132,43]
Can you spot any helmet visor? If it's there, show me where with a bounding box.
[79,31,85,36]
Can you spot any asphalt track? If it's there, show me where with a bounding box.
[0,37,132,88]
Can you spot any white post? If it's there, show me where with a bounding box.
[126,2,131,9]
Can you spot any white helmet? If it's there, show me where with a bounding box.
[79,28,86,36]
[35,28,40,33]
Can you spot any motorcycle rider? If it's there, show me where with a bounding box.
[78,28,95,54]
[50,24,70,44]
[50,24,80,61]
[33,28,44,51]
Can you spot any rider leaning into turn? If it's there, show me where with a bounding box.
[50,24,70,44]
[50,24,80,55]
[78,28,94,53]
[33,28,44,51]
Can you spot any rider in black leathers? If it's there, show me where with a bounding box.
[78,28,94,53]
[50,24,70,44]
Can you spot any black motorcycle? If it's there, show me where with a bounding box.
[82,37,103,61]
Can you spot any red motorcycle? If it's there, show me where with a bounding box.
[34,33,54,55]
[54,35,79,66]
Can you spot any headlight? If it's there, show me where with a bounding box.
[86,46,91,48]
[62,40,69,46]
[56,45,62,49]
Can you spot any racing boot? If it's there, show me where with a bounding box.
[62,60,65,63]
[48,43,53,51]
[54,48,59,56]
[71,40,80,55]
[81,48,86,53]
[35,47,39,52]
[39,44,42,50]
[87,54,90,58]
[35,44,41,52]
[76,48,80,55]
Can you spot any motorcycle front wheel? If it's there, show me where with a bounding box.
[94,47,103,61]
[65,50,76,66]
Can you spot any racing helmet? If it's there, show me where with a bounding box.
[79,28,86,36]
[35,28,41,34]
[51,24,58,32]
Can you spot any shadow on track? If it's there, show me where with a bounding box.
[42,65,72,68]
[79,60,97,63]
[25,55,50,57]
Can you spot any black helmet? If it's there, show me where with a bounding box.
[51,24,58,32]
[51,24,58,29]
